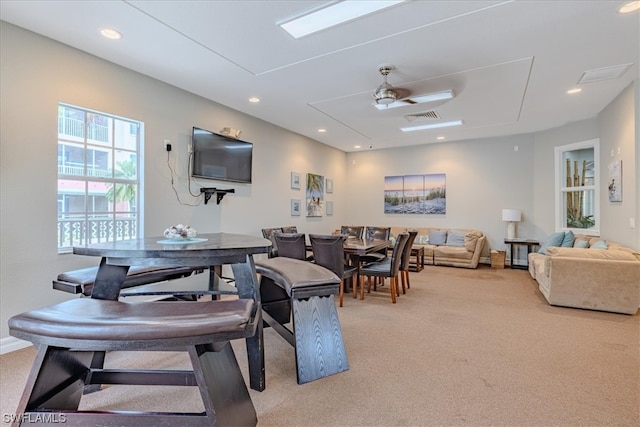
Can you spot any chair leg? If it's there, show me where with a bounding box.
[353,276,358,299]
[339,279,344,307]
[389,278,397,303]
[405,270,411,289]
[400,272,406,294]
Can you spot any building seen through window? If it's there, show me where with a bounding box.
[57,104,142,252]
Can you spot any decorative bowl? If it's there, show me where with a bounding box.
[163,224,197,240]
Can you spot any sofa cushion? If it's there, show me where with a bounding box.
[463,231,482,252]
[428,230,447,246]
[545,247,637,261]
[590,240,608,249]
[561,230,575,247]
[445,230,466,247]
[538,232,565,254]
[573,239,590,248]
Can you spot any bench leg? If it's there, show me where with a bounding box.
[190,342,257,427]
[13,345,92,425]
[291,294,349,384]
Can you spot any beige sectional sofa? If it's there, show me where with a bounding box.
[528,234,640,315]
[390,227,486,269]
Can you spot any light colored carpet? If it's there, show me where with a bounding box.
[1,265,638,426]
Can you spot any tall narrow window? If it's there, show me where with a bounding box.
[57,104,143,253]
[554,139,599,236]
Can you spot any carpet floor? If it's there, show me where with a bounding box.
[1,265,638,426]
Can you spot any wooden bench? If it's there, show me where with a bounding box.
[8,298,258,427]
[255,257,348,384]
[53,265,207,297]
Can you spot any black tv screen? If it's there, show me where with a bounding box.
[191,127,253,183]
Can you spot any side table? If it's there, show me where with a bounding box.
[504,239,540,270]
[409,246,424,272]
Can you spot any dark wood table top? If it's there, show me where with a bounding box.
[73,232,272,267]
[343,238,390,256]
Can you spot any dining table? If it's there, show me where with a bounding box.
[72,232,272,392]
[307,237,390,290]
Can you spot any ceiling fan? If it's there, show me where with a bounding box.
[373,65,410,105]
[372,64,456,110]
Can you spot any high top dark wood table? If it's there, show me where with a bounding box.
[73,232,271,392]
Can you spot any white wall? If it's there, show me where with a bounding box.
[0,22,347,342]
[345,134,535,255]
[598,83,637,248]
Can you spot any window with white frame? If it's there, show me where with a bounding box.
[554,139,599,236]
[57,104,143,253]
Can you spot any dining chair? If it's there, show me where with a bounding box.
[274,232,307,260]
[262,227,283,258]
[360,226,391,263]
[359,232,409,303]
[399,230,419,293]
[340,225,364,239]
[309,234,358,307]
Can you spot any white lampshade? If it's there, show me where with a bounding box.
[502,209,521,240]
[502,209,522,222]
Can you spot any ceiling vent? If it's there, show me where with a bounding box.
[577,64,632,84]
[404,110,441,122]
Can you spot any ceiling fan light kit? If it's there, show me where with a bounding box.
[373,65,398,105]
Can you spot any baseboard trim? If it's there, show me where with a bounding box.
[1,337,32,355]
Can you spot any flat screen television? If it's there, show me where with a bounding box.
[191,127,253,183]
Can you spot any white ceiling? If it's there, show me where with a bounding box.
[1,1,638,152]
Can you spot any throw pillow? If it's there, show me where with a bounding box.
[428,230,447,246]
[538,231,565,254]
[415,235,429,244]
[561,230,575,247]
[464,232,481,252]
[590,240,608,249]
[573,239,590,248]
[446,230,466,247]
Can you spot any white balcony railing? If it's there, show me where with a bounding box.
[58,218,137,249]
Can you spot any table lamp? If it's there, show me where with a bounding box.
[502,209,521,240]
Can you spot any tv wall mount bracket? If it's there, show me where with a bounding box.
[200,187,235,205]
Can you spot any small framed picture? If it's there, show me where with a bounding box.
[291,172,301,189]
[291,199,301,216]
[326,200,334,216]
[326,178,334,193]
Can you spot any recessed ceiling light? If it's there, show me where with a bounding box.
[401,120,463,132]
[248,97,260,103]
[436,136,445,140]
[354,145,361,149]
[279,0,406,39]
[619,1,640,13]
[374,90,454,110]
[567,88,582,94]
[100,28,123,40]
[317,128,326,133]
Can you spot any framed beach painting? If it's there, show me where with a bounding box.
[608,160,622,202]
[306,173,324,217]
[384,173,446,214]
